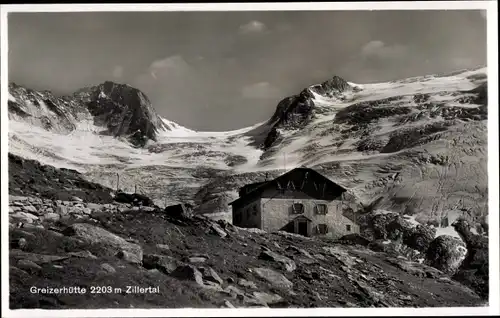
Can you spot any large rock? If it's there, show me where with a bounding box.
[451,219,489,298]
[249,291,286,307]
[10,212,39,224]
[425,235,467,275]
[114,191,154,207]
[252,267,293,289]
[360,212,399,241]
[17,259,42,273]
[405,224,436,252]
[259,249,296,272]
[199,267,223,285]
[169,265,222,290]
[164,203,194,220]
[386,217,415,241]
[62,223,143,264]
[142,254,182,274]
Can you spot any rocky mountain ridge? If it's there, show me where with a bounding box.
[8,81,172,147]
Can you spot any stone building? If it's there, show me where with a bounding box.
[229,167,361,238]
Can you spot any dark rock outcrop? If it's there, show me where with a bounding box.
[262,75,351,150]
[308,76,351,97]
[114,191,155,207]
[425,235,467,275]
[334,97,412,126]
[365,213,399,241]
[451,219,489,299]
[85,82,167,147]
[164,203,194,220]
[406,224,436,252]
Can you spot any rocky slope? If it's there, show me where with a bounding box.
[7,156,489,308]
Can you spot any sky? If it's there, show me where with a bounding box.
[7,10,487,131]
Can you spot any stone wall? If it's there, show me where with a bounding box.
[260,197,359,239]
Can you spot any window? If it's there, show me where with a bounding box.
[246,209,251,219]
[252,205,258,216]
[317,224,328,234]
[315,204,328,215]
[346,224,352,232]
[292,203,304,214]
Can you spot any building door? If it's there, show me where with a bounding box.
[297,220,309,236]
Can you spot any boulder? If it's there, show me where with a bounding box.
[164,203,193,220]
[10,266,30,279]
[43,212,61,222]
[252,267,293,289]
[156,244,170,251]
[100,263,116,274]
[142,254,182,274]
[188,256,207,264]
[259,249,296,272]
[371,213,399,240]
[17,259,42,273]
[114,191,154,207]
[87,203,104,212]
[67,250,98,259]
[10,212,39,224]
[209,223,228,238]
[250,291,286,306]
[386,217,415,241]
[62,223,143,264]
[55,205,69,216]
[170,265,205,287]
[451,219,489,298]
[116,250,142,265]
[425,235,467,275]
[199,267,223,285]
[23,205,39,214]
[238,278,257,289]
[405,224,436,252]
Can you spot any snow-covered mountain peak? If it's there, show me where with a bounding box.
[8,81,190,147]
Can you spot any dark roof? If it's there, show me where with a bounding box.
[229,167,347,206]
[239,181,268,196]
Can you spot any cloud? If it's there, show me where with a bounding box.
[241,82,281,99]
[360,40,408,61]
[239,20,267,34]
[144,55,191,80]
[112,65,124,79]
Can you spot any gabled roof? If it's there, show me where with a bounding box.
[229,167,348,206]
[292,215,313,222]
